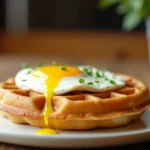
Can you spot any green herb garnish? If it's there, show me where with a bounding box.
[39,63,45,67]
[61,65,66,70]
[27,70,32,74]
[22,79,26,82]
[95,80,99,83]
[83,67,92,76]
[52,61,56,66]
[79,78,85,84]
[21,63,31,69]
[110,80,116,85]
[87,82,94,85]
[105,77,109,81]
[83,68,88,73]
[96,71,101,78]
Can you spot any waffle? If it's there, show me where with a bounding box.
[0,74,149,130]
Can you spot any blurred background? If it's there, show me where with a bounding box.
[0,0,145,31]
[0,0,149,80]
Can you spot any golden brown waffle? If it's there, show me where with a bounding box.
[0,74,150,130]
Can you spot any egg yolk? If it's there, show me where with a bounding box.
[33,65,82,126]
[35,128,58,135]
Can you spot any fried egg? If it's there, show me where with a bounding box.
[15,65,125,125]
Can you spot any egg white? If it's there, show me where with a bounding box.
[15,66,125,95]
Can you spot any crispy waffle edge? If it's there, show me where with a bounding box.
[0,74,149,130]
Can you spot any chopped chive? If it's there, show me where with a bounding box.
[83,67,92,76]
[21,63,31,69]
[87,72,92,76]
[110,80,116,85]
[22,79,26,82]
[83,68,88,72]
[27,70,32,74]
[79,78,85,84]
[95,80,99,83]
[52,61,56,66]
[87,82,93,85]
[96,71,101,78]
[61,65,66,70]
[39,63,45,67]
[87,68,92,76]
[83,68,88,75]
[105,77,109,81]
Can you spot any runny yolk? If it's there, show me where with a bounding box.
[33,65,82,127]
[35,128,58,135]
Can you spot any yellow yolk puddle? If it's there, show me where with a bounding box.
[36,128,58,135]
[33,65,82,135]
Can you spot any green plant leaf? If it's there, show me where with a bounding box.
[117,0,144,14]
[117,5,127,14]
[99,0,119,9]
[131,0,143,10]
[142,0,150,17]
[123,0,143,10]
[99,0,147,31]
[122,11,142,31]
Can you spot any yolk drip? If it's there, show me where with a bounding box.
[36,128,58,135]
[33,65,82,126]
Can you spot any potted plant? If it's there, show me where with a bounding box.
[99,0,150,61]
[99,0,150,31]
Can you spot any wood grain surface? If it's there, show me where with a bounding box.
[0,31,148,61]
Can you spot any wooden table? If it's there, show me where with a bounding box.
[0,31,148,62]
[0,52,150,149]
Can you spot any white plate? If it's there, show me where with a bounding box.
[1,109,150,148]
